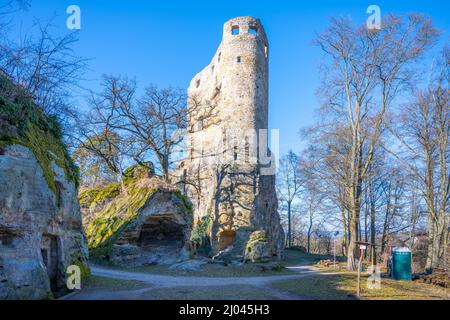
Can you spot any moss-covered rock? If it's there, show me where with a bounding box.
[86,182,158,251]
[83,173,194,265]
[245,230,271,263]
[0,76,79,194]
[79,182,120,211]
[0,76,89,299]
[122,162,155,186]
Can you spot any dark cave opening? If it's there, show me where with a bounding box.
[138,217,185,250]
[40,234,60,292]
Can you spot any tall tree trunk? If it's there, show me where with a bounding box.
[287,201,292,248]
[370,187,377,268]
[341,206,348,256]
[347,180,362,271]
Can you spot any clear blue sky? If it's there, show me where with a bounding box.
[11,0,450,155]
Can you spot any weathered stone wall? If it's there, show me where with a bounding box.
[179,17,284,262]
[0,145,89,299]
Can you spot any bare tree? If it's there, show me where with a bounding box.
[0,18,86,122]
[300,125,353,256]
[387,47,449,270]
[71,75,194,185]
[68,76,135,191]
[277,150,302,248]
[113,84,188,181]
[314,14,438,270]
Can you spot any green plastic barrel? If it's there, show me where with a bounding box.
[392,247,412,281]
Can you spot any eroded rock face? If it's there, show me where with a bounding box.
[85,184,192,266]
[177,17,284,262]
[113,191,191,265]
[244,230,271,263]
[0,145,89,299]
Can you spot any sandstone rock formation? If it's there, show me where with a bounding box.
[82,171,192,266]
[0,78,89,299]
[178,17,284,262]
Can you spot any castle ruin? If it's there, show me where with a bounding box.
[179,17,284,262]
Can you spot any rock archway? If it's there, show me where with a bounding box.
[138,216,185,250]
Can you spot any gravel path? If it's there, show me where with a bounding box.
[63,264,333,300]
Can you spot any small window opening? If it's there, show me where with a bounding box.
[249,26,258,35]
[245,137,250,162]
[233,145,238,161]
[222,131,227,154]
[231,26,240,35]
[218,52,221,62]
[211,65,215,73]
[0,236,14,246]
[55,181,64,208]
[197,120,203,131]
[237,56,241,63]
[196,79,200,88]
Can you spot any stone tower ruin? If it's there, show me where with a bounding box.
[179,16,284,262]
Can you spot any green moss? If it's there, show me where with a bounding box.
[0,82,79,194]
[23,123,79,195]
[190,215,211,247]
[86,182,158,251]
[78,188,100,207]
[79,182,121,211]
[174,189,194,230]
[249,230,267,242]
[122,162,153,186]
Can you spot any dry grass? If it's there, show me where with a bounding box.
[272,273,450,300]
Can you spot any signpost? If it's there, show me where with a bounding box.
[355,241,371,298]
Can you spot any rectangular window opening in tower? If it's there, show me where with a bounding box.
[231,26,240,35]
[245,137,250,163]
[237,56,241,63]
[249,26,257,35]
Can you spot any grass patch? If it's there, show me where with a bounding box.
[272,273,450,300]
[137,285,277,300]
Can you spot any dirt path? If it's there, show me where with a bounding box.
[63,264,334,300]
